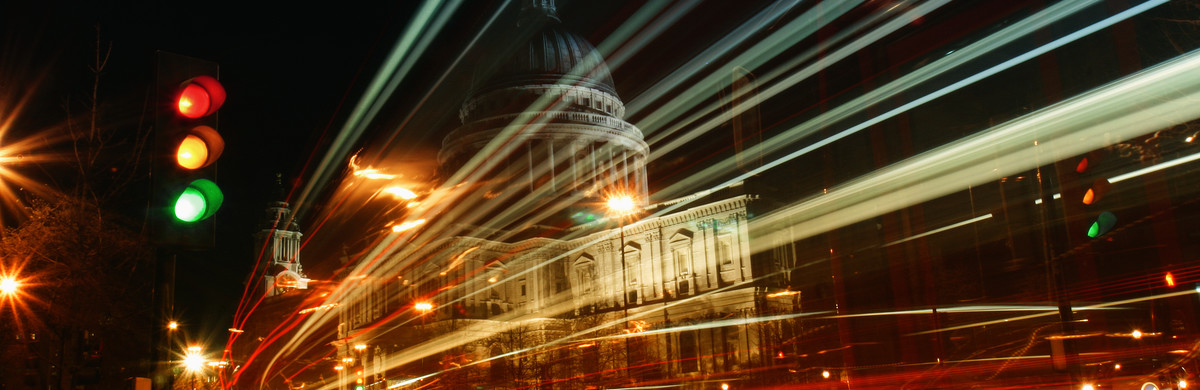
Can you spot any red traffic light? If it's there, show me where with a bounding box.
[177,75,226,119]
[1075,157,1089,173]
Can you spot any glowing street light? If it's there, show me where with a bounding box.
[606,194,637,217]
[414,302,433,312]
[354,343,367,352]
[167,321,179,330]
[183,346,206,372]
[0,276,19,295]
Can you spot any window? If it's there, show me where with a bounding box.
[673,246,691,295]
[549,259,568,293]
[717,236,733,270]
[574,262,595,293]
[574,255,597,312]
[722,326,742,371]
[624,243,641,303]
[670,232,693,295]
[679,331,699,373]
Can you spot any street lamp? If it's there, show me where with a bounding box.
[607,196,637,304]
[606,194,639,378]
[0,276,18,296]
[183,346,205,372]
[606,194,638,306]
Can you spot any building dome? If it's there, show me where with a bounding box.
[439,0,650,225]
[472,24,618,98]
[457,2,623,124]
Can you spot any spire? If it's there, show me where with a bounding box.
[273,172,286,203]
[255,174,307,297]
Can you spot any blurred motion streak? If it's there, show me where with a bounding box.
[753,44,1200,253]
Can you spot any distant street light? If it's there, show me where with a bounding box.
[414,302,433,312]
[168,321,179,330]
[183,346,206,372]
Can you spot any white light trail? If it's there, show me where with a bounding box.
[652,0,1141,203]
[624,0,817,120]
[1108,150,1200,183]
[753,42,1200,249]
[910,289,1200,336]
[883,213,993,248]
[291,0,463,221]
[642,0,930,143]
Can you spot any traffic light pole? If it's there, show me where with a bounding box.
[151,249,176,390]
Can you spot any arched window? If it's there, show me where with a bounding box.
[489,344,510,382]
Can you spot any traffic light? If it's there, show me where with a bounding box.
[355,369,365,390]
[1075,152,1118,238]
[152,51,226,248]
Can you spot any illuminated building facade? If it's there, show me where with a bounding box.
[256,178,308,298]
[333,2,782,388]
[325,1,1200,389]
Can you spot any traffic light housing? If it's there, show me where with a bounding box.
[1075,151,1117,238]
[152,52,226,248]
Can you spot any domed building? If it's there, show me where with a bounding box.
[436,0,650,240]
[334,1,764,388]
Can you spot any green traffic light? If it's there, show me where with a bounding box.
[173,179,223,223]
[1087,211,1117,238]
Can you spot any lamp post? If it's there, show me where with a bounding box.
[606,194,637,381]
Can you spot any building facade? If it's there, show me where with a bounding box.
[311,1,1200,390]
[332,2,791,388]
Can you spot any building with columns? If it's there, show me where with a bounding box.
[332,1,788,388]
[313,1,1200,389]
[256,181,308,298]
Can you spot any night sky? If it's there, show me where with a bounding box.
[2,2,418,345]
